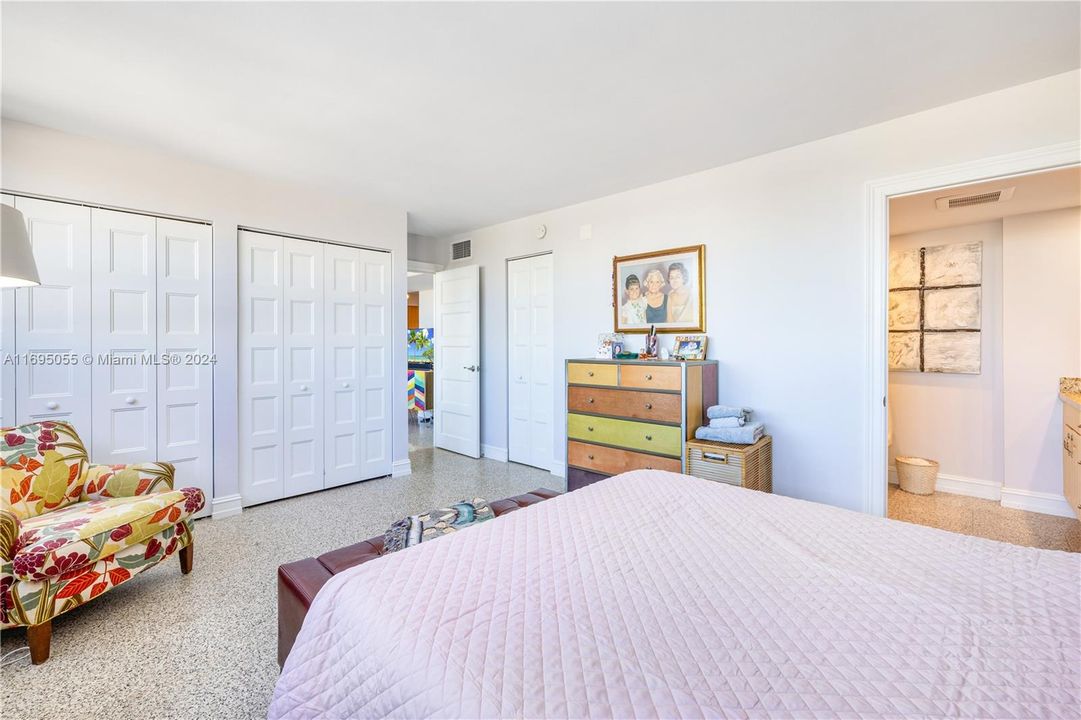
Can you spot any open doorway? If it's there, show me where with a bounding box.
[884,165,1080,550]
[407,264,437,450]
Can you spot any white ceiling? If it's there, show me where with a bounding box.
[3,2,1079,236]
[890,165,1081,235]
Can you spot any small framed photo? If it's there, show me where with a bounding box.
[673,335,707,360]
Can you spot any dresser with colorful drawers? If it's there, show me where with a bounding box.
[565,358,718,491]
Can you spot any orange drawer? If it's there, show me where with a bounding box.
[620,364,682,391]
[567,386,682,424]
[567,441,682,475]
[567,362,619,386]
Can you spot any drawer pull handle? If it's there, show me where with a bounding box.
[587,454,594,460]
[645,434,653,441]
[587,370,594,377]
[587,426,594,432]
[703,452,729,464]
[646,466,653,470]
[588,397,594,404]
[645,403,653,410]
[645,373,653,380]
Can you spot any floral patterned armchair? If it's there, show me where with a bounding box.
[1,421,204,664]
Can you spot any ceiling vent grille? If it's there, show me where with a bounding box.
[451,239,471,260]
[935,187,1015,210]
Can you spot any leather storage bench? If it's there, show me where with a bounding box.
[277,488,561,666]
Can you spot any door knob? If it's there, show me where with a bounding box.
[125,397,137,405]
[342,382,350,389]
[300,385,309,392]
[463,365,478,372]
[46,401,59,410]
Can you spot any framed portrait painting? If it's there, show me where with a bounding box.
[613,245,705,333]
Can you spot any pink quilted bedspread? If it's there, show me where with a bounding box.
[270,471,1080,719]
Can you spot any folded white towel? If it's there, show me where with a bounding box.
[709,416,744,428]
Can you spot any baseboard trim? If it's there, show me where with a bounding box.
[1000,486,1076,518]
[888,467,1001,501]
[481,444,508,462]
[392,459,412,477]
[211,494,243,520]
[550,461,567,479]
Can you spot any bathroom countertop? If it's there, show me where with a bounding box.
[1061,377,1081,411]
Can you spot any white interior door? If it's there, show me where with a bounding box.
[157,218,214,513]
[508,254,554,471]
[358,249,392,478]
[324,243,363,488]
[284,238,324,497]
[90,209,158,465]
[0,194,15,429]
[434,263,481,458]
[14,198,92,441]
[238,230,285,505]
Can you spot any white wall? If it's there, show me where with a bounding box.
[1003,207,1081,498]
[438,70,1080,511]
[0,120,410,513]
[408,233,446,265]
[888,222,1003,489]
[418,288,434,328]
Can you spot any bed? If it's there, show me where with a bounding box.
[269,470,1080,719]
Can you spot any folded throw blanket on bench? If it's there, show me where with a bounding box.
[384,498,494,553]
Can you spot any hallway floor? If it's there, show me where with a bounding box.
[887,485,1081,552]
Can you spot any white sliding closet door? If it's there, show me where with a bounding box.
[323,244,363,488]
[507,253,554,471]
[238,230,285,504]
[91,209,158,465]
[283,238,324,497]
[358,249,391,479]
[0,195,15,429]
[157,219,214,509]
[14,198,92,441]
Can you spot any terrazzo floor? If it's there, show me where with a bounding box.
[887,485,1081,552]
[1,424,556,720]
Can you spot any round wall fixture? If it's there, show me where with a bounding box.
[536,224,547,240]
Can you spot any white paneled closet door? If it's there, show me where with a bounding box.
[238,230,285,504]
[507,253,554,471]
[358,249,391,479]
[14,198,92,441]
[0,195,16,429]
[157,219,214,511]
[91,209,158,465]
[283,238,324,497]
[323,244,362,489]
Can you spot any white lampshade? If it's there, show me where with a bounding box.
[1,204,40,287]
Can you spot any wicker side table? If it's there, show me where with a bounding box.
[685,435,772,492]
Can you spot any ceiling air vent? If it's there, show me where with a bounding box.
[451,239,471,260]
[935,187,1015,210]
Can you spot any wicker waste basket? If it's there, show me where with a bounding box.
[895,456,938,495]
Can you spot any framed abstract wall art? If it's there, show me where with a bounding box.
[613,245,705,333]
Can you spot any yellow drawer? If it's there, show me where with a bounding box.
[567,413,682,457]
[567,362,618,386]
[620,364,682,391]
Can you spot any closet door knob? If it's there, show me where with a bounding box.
[125,397,137,405]
[342,382,350,389]
[46,401,59,410]
[300,385,309,392]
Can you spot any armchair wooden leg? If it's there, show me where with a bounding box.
[27,621,51,665]
[179,541,193,575]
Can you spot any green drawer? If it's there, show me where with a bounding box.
[567,413,682,457]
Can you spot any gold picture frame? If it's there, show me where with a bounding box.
[612,244,705,334]
[673,335,708,361]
